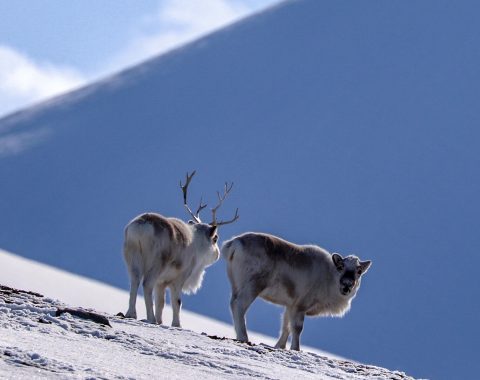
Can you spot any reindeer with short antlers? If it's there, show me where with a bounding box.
[123,171,238,326]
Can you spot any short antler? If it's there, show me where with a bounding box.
[180,171,206,224]
[210,182,240,226]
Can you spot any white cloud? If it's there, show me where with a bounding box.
[0,0,277,119]
[106,0,263,72]
[0,45,85,117]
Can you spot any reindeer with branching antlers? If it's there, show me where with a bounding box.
[123,171,239,326]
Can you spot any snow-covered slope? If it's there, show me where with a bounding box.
[0,248,302,351]
[1,0,479,378]
[0,252,413,379]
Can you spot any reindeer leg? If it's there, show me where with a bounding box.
[125,269,140,319]
[154,283,166,325]
[230,286,259,343]
[275,307,291,349]
[290,310,305,351]
[142,270,157,323]
[170,283,182,328]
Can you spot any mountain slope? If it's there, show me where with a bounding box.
[0,248,322,352]
[1,0,479,378]
[0,249,414,379]
[0,286,413,379]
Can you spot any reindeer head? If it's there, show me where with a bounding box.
[180,171,239,264]
[332,253,371,297]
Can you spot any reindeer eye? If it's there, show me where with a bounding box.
[212,235,218,243]
[357,269,362,275]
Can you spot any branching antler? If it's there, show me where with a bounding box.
[180,171,239,226]
[210,182,240,226]
[180,171,206,224]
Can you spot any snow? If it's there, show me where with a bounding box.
[0,263,415,379]
[0,249,415,378]
[0,248,283,348]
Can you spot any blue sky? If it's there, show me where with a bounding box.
[0,0,278,117]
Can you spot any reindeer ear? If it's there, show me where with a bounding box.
[358,260,372,274]
[209,225,218,237]
[332,253,344,271]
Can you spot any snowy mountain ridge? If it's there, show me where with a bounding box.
[0,251,415,379]
[0,248,289,347]
[0,285,416,380]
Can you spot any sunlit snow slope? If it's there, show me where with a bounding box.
[0,248,294,349]
[0,251,414,379]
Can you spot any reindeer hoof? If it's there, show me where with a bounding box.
[124,311,137,319]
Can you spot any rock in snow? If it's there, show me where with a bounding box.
[0,285,414,379]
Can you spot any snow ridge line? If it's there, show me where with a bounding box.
[0,284,415,379]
